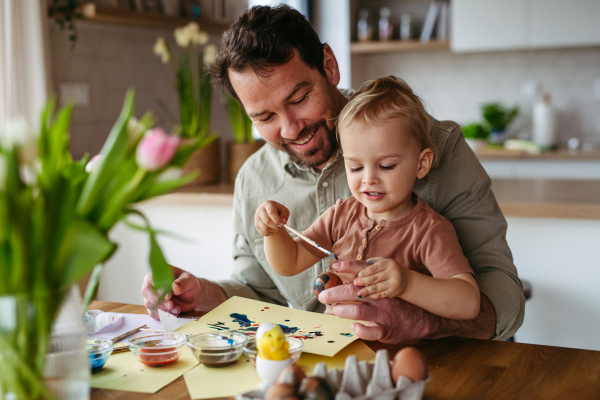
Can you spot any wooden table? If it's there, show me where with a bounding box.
[91,301,600,400]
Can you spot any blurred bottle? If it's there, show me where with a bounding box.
[378,7,393,41]
[400,14,412,40]
[357,9,373,42]
[532,92,557,149]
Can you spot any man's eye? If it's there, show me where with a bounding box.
[380,165,396,170]
[291,93,308,105]
[259,114,273,123]
[350,167,363,172]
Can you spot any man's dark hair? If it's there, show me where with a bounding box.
[211,4,326,100]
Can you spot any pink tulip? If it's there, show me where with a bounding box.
[136,128,180,172]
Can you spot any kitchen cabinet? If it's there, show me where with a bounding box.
[451,0,527,52]
[530,0,600,48]
[452,0,600,52]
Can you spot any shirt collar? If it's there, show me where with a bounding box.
[282,148,344,178]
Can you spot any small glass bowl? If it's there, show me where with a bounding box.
[243,336,304,367]
[128,332,187,367]
[87,338,114,373]
[187,331,248,368]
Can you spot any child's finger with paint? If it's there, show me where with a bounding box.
[265,200,290,226]
[255,201,289,236]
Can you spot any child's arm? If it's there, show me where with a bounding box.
[255,201,323,276]
[354,259,480,320]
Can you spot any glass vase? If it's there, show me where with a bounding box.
[0,285,89,400]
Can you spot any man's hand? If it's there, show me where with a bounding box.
[319,260,496,343]
[141,266,227,320]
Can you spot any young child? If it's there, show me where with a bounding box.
[255,76,480,320]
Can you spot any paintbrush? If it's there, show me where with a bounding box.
[111,324,147,343]
[283,224,338,260]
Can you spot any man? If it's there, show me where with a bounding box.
[142,5,525,342]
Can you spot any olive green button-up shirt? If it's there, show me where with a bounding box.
[218,116,525,341]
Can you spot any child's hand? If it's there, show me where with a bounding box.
[255,201,290,237]
[353,257,412,299]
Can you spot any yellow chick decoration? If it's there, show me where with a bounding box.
[256,323,290,361]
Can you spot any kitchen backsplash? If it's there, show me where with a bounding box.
[351,47,600,147]
[50,22,600,156]
[49,22,233,173]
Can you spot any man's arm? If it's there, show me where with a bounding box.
[320,261,495,342]
[425,120,525,340]
[216,171,288,306]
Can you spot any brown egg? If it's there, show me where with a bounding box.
[265,383,299,400]
[299,377,334,400]
[391,347,428,383]
[278,365,307,390]
[313,273,343,297]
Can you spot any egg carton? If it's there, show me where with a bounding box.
[236,349,431,400]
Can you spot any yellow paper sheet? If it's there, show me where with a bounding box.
[90,347,199,393]
[179,297,361,357]
[184,340,375,400]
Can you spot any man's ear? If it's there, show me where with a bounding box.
[323,44,340,87]
[416,148,434,179]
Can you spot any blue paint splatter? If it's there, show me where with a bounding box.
[230,313,253,327]
[278,324,299,334]
[341,333,353,337]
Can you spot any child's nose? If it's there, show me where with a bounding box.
[362,171,379,185]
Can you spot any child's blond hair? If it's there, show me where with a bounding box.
[337,76,433,153]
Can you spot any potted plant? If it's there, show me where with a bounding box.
[0,90,201,399]
[481,102,519,144]
[225,94,264,183]
[461,123,489,153]
[154,22,220,186]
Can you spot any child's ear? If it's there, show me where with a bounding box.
[416,148,434,179]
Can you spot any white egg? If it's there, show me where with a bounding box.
[256,356,293,385]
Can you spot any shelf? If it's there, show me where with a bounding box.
[73,3,229,33]
[351,40,450,54]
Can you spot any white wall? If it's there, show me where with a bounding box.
[352,46,600,147]
[97,204,236,305]
[97,204,600,351]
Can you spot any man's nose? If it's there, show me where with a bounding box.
[280,110,305,140]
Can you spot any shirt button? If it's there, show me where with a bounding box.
[362,239,367,245]
[357,254,363,260]
[375,225,382,230]
[322,181,329,188]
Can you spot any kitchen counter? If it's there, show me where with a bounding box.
[476,148,600,161]
[142,179,600,219]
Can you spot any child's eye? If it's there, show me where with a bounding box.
[380,165,396,170]
[350,167,363,172]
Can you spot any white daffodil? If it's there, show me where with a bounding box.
[174,24,193,48]
[153,37,171,64]
[19,163,38,186]
[192,30,208,46]
[156,167,182,183]
[127,117,146,147]
[203,44,218,65]
[1,118,39,165]
[0,154,6,192]
[85,154,104,174]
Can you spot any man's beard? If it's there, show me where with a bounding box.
[274,120,339,169]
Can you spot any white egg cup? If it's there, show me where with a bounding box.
[255,356,293,390]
